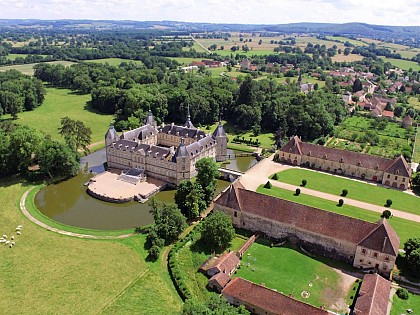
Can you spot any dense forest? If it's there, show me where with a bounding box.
[32,62,347,141]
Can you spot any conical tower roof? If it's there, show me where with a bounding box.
[184,105,195,129]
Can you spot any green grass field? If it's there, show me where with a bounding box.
[235,241,350,313]
[391,291,420,315]
[0,176,181,314]
[0,61,76,76]
[257,185,420,245]
[413,126,420,163]
[325,36,368,46]
[1,87,113,144]
[381,58,420,71]
[270,168,420,215]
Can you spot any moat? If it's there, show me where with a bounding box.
[34,148,256,230]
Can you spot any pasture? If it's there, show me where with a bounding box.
[269,168,420,215]
[235,241,353,314]
[257,185,420,245]
[0,177,181,314]
[1,87,113,144]
[0,61,76,76]
[84,58,143,66]
[380,57,420,71]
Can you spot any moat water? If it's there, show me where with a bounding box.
[34,149,256,230]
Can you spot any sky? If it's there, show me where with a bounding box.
[0,0,419,26]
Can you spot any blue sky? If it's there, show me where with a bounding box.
[0,0,419,26]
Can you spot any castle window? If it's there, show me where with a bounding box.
[385,255,389,261]
[394,176,398,180]
[361,249,366,255]
[373,252,378,258]
[234,211,238,217]
[359,259,363,263]
[403,178,405,182]
[387,174,390,179]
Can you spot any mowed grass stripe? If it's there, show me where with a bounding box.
[257,185,420,245]
[270,168,420,215]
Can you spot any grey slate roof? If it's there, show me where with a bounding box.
[122,125,158,141]
[160,124,206,139]
[212,122,226,138]
[105,126,118,141]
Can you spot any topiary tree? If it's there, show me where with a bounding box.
[396,288,409,300]
[338,199,344,207]
[295,188,301,196]
[382,210,392,219]
[301,179,307,187]
[264,181,272,189]
[341,189,348,197]
[385,199,393,207]
[271,173,278,180]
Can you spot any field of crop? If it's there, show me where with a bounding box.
[0,61,76,76]
[381,57,420,71]
[0,87,113,144]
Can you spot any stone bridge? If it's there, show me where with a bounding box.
[218,168,244,180]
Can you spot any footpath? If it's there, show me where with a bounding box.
[239,156,420,224]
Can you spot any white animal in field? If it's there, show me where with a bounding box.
[5,241,10,245]
[11,236,14,240]
[11,242,15,246]
[9,245,12,248]
[17,225,22,228]
[2,235,7,239]
[17,231,21,235]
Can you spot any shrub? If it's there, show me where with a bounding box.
[301,179,307,187]
[271,173,278,180]
[396,288,409,300]
[385,199,393,207]
[264,181,272,189]
[295,188,301,196]
[341,189,348,197]
[148,245,161,261]
[338,199,344,207]
[382,210,392,219]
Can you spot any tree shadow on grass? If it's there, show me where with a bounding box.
[83,101,113,116]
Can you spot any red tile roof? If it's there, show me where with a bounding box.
[207,251,240,275]
[209,272,231,290]
[353,274,391,315]
[382,110,394,118]
[222,277,329,315]
[358,219,400,256]
[384,155,411,177]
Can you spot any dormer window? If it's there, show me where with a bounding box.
[340,157,344,163]
[361,249,366,255]
[323,154,327,159]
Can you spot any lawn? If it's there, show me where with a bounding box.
[381,57,420,71]
[391,291,420,315]
[0,176,181,314]
[413,126,420,163]
[257,185,420,245]
[235,241,351,313]
[1,87,113,144]
[0,61,76,76]
[269,168,420,216]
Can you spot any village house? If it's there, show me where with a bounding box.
[105,110,227,185]
[214,181,400,277]
[353,274,391,315]
[279,136,411,190]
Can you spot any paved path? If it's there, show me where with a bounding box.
[240,156,420,223]
[20,187,133,240]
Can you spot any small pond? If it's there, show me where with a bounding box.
[34,149,256,230]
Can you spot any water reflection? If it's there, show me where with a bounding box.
[34,149,251,231]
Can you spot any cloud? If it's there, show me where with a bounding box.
[0,0,418,26]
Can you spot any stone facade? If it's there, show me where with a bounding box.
[279,136,411,190]
[105,113,227,185]
[214,182,400,277]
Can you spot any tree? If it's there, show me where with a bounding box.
[59,117,92,154]
[200,211,235,251]
[396,288,409,300]
[264,181,272,189]
[295,188,301,196]
[382,210,392,219]
[352,78,363,93]
[37,139,79,178]
[341,189,348,197]
[301,179,307,187]
[175,181,206,219]
[195,158,220,206]
[148,199,187,245]
[385,199,392,207]
[183,295,249,315]
[338,199,344,207]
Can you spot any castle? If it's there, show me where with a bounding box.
[105,109,227,185]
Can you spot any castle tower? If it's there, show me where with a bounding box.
[172,137,191,184]
[184,105,195,129]
[213,120,227,162]
[144,110,157,128]
[105,125,118,147]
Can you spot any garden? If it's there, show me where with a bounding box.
[327,116,415,161]
[269,168,420,215]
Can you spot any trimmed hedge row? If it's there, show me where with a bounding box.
[168,227,201,301]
